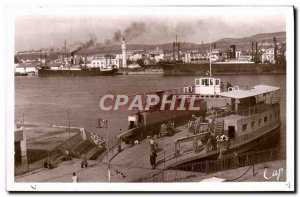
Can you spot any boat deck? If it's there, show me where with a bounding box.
[109,125,219,181]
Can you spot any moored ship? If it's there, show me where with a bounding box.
[159,60,286,76]
[159,37,286,76]
[37,65,118,77]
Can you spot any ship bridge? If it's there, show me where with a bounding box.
[194,77,221,95]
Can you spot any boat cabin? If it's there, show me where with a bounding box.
[195,77,221,95]
[215,85,280,139]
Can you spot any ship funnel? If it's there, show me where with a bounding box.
[229,45,236,59]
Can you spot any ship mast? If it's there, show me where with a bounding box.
[209,42,212,77]
[64,40,67,66]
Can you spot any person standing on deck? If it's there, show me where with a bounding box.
[220,81,224,92]
[226,81,232,91]
[234,151,239,168]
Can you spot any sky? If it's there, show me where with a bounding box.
[15,14,286,52]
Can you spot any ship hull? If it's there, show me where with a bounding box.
[38,67,118,77]
[159,62,286,76]
[171,123,281,168]
[201,119,281,161]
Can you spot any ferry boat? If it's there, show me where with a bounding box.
[115,76,281,169]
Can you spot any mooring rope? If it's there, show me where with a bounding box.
[225,165,253,182]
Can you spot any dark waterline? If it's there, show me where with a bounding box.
[15,75,286,158]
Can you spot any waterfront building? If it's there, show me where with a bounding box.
[261,48,275,64]
[90,55,121,68]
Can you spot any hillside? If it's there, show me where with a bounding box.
[16,32,286,59]
[77,32,286,55]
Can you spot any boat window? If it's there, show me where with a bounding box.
[258,119,262,126]
[210,79,213,85]
[201,79,205,85]
[242,124,247,131]
[195,79,200,86]
[205,79,209,86]
[215,79,220,85]
[264,116,268,123]
[251,121,255,128]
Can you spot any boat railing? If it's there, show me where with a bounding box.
[213,103,279,118]
[156,132,209,168]
[229,120,280,148]
[156,106,280,169]
[134,147,281,182]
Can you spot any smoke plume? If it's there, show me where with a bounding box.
[71,35,97,55]
[105,22,146,45]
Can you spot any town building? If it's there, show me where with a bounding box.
[90,56,121,68]
[261,48,275,64]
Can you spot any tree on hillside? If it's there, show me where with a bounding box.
[136,59,145,67]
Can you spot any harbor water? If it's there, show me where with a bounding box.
[15,75,286,158]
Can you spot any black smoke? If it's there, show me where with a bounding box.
[105,22,146,45]
[71,35,97,55]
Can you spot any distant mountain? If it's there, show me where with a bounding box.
[76,31,285,55]
[215,32,285,46]
[17,31,286,58]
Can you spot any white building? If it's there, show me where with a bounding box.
[128,53,143,61]
[148,46,164,55]
[235,50,242,59]
[155,54,164,62]
[90,56,121,68]
[15,61,40,75]
[184,53,208,63]
[261,48,275,64]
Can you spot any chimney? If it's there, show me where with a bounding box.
[251,42,254,61]
[229,45,236,59]
[173,41,175,60]
[274,37,277,64]
[121,38,127,68]
[255,42,258,62]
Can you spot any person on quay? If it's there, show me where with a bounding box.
[150,148,157,169]
[81,153,88,168]
[72,172,78,183]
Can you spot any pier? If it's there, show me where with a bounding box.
[15,120,281,182]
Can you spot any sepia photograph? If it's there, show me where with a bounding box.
[5,5,295,192]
